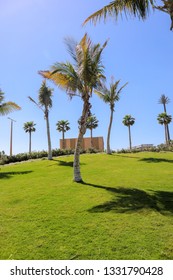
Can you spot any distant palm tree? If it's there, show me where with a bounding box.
[86,115,99,148]
[158,94,171,141]
[56,120,70,149]
[157,112,172,145]
[95,78,127,154]
[39,34,107,182]
[122,115,135,150]
[29,80,53,160]
[23,121,36,154]
[0,89,21,115]
[83,0,173,30]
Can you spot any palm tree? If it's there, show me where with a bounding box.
[83,1,173,31]
[122,114,135,150]
[94,78,127,154]
[86,114,99,148]
[158,94,171,141]
[0,89,21,115]
[56,120,70,149]
[29,80,53,160]
[157,112,172,145]
[23,121,36,154]
[39,34,107,182]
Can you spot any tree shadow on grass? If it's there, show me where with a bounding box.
[48,159,85,168]
[139,157,173,163]
[0,171,33,179]
[56,160,74,167]
[82,182,173,216]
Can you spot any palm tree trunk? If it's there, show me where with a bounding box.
[90,128,93,148]
[73,95,90,182]
[166,124,170,142]
[45,110,52,160]
[62,130,65,149]
[128,125,132,150]
[73,130,84,182]
[163,104,170,142]
[107,109,113,154]
[29,131,31,154]
[164,124,168,145]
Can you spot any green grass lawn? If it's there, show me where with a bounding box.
[0,152,173,260]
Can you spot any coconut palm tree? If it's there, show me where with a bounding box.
[157,112,172,145]
[56,120,70,149]
[94,78,127,154]
[83,0,173,30]
[23,121,36,154]
[122,114,135,150]
[0,89,21,115]
[86,114,99,148]
[29,80,53,160]
[158,94,171,141]
[39,34,107,182]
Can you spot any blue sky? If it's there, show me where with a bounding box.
[0,0,173,155]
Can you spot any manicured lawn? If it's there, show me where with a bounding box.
[0,152,173,260]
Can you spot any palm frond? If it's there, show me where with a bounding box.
[83,0,154,25]
[0,102,21,116]
[158,94,170,105]
[38,70,52,79]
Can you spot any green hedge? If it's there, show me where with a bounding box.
[0,148,102,165]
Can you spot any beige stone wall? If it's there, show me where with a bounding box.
[60,137,104,151]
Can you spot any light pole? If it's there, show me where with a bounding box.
[8,117,16,156]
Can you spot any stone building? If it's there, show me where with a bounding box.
[60,136,104,151]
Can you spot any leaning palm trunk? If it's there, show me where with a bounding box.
[128,126,132,150]
[107,109,113,154]
[73,96,90,182]
[45,110,52,160]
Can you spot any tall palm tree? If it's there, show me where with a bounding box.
[39,34,107,182]
[29,80,53,160]
[0,89,21,115]
[94,78,127,154]
[158,94,171,141]
[83,1,173,30]
[122,114,135,150]
[56,120,70,149]
[23,121,36,154]
[86,114,99,148]
[157,112,172,145]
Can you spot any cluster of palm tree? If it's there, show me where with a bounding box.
[37,1,173,182]
[39,34,128,181]
[1,1,173,182]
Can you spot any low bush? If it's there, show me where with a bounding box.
[0,148,79,165]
